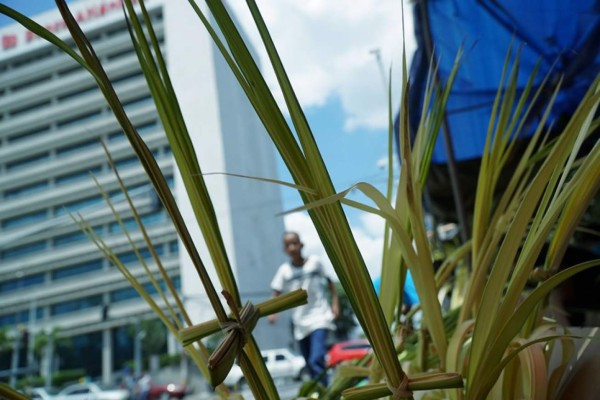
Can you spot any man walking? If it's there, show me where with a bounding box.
[268,232,339,386]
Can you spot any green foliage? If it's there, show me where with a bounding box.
[127,319,167,356]
[159,353,182,367]
[15,376,44,390]
[0,328,10,352]
[51,369,86,387]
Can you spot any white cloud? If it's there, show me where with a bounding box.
[376,156,389,170]
[283,211,385,282]
[228,1,416,132]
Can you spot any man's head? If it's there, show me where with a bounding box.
[283,231,303,260]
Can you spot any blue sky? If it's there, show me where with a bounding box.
[0,0,413,277]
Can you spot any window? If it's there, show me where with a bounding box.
[57,110,102,129]
[53,231,87,247]
[169,241,178,254]
[165,175,175,188]
[4,181,48,199]
[111,71,143,85]
[110,276,180,303]
[109,182,150,199]
[110,287,137,303]
[11,74,52,92]
[0,312,26,326]
[2,210,47,229]
[107,130,124,142]
[117,246,164,265]
[106,47,134,61]
[50,295,103,316]
[56,139,99,156]
[57,86,98,102]
[114,156,139,169]
[142,211,165,226]
[55,196,102,216]
[0,241,46,260]
[6,153,49,171]
[7,125,50,143]
[109,218,138,234]
[105,24,128,37]
[58,64,80,77]
[12,50,53,68]
[55,166,102,186]
[123,96,153,112]
[108,212,165,234]
[52,259,103,280]
[0,273,45,294]
[136,120,158,134]
[10,100,51,117]
[172,276,181,289]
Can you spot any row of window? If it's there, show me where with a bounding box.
[0,308,44,326]
[0,273,45,293]
[110,276,182,303]
[0,209,173,261]
[1,9,161,74]
[2,175,173,228]
[2,117,161,175]
[2,47,164,138]
[3,70,149,145]
[0,240,179,295]
[0,275,180,327]
[1,147,169,203]
[1,22,163,95]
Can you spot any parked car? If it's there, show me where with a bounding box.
[56,382,129,400]
[148,383,190,400]
[223,348,306,387]
[29,387,60,400]
[326,339,371,367]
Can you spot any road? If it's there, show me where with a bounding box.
[186,378,303,400]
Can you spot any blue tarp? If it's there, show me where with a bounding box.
[373,272,419,306]
[408,0,600,164]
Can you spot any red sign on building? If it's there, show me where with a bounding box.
[1,0,144,52]
[1,34,17,50]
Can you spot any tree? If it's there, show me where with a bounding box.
[333,282,357,341]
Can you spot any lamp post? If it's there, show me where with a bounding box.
[134,320,146,377]
[9,326,23,388]
[27,299,37,377]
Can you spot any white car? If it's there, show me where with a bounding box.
[29,387,60,400]
[56,382,129,400]
[223,348,306,387]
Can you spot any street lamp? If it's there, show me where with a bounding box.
[134,321,146,377]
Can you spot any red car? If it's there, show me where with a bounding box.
[327,339,372,367]
[148,383,189,400]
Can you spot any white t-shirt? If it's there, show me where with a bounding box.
[271,255,335,340]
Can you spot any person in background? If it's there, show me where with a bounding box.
[268,232,339,386]
[136,371,151,400]
[122,366,136,399]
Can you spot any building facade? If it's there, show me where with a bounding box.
[0,0,289,384]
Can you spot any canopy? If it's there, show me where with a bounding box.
[403,0,600,224]
[408,0,600,164]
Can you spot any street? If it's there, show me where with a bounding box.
[186,378,303,400]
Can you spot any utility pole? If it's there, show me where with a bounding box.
[27,300,37,378]
[370,48,387,92]
[134,320,146,377]
[9,327,23,388]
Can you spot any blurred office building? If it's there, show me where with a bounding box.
[0,0,288,383]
